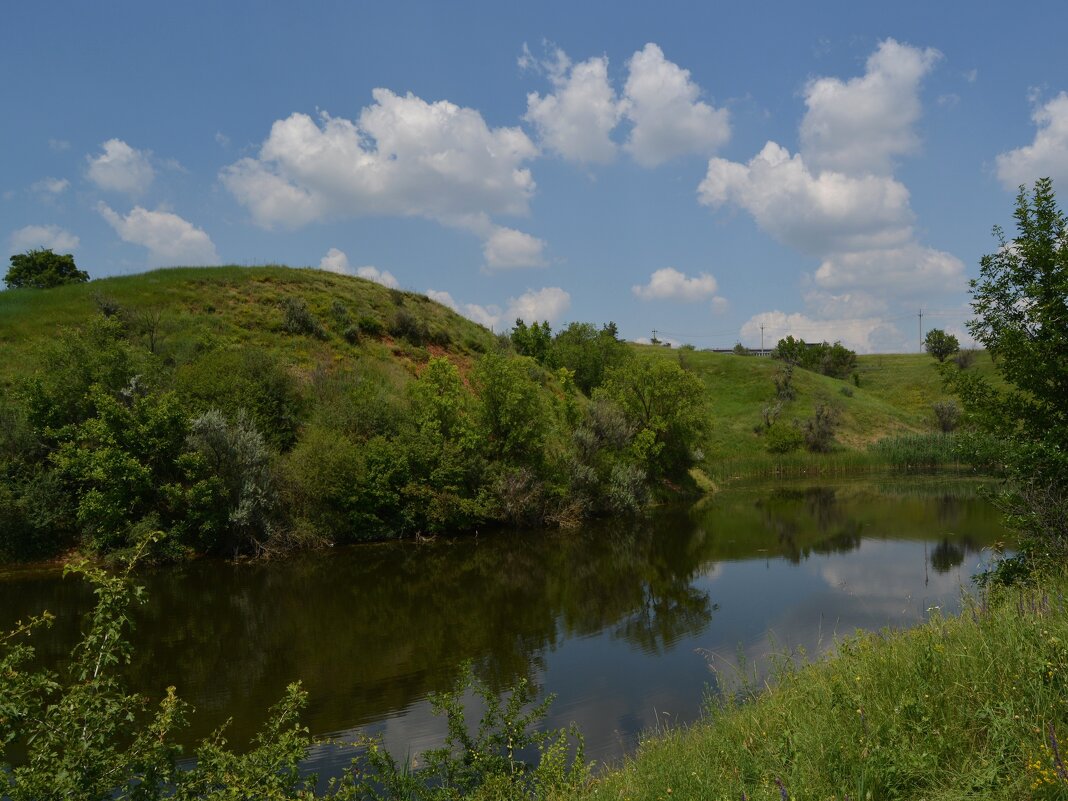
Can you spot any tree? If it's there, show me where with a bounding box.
[595,356,707,479]
[923,328,959,362]
[5,248,89,289]
[948,178,1068,570]
[510,318,552,364]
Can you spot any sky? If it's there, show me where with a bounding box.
[3,1,1068,352]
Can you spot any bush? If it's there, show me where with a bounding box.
[839,385,854,398]
[330,299,350,325]
[357,315,384,337]
[390,308,429,345]
[280,296,326,339]
[802,403,840,452]
[932,400,961,432]
[765,422,804,453]
[343,324,360,345]
[954,348,977,369]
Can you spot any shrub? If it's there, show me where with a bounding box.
[280,296,326,339]
[773,363,796,401]
[357,315,384,337]
[343,324,360,345]
[954,348,977,369]
[330,299,350,325]
[839,385,854,398]
[765,422,804,453]
[390,308,429,345]
[802,403,840,452]
[932,399,961,432]
[92,292,123,317]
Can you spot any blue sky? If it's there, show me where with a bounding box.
[4,1,1068,352]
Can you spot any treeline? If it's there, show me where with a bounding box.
[0,305,707,561]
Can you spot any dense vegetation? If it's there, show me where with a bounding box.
[0,268,710,562]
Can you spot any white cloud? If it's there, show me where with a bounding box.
[221,90,539,271]
[995,92,1068,189]
[700,142,915,256]
[48,138,71,152]
[507,286,570,323]
[32,177,70,196]
[317,248,399,287]
[9,224,80,253]
[522,42,728,167]
[700,39,962,352]
[632,267,721,302]
[482,226,546,269]
[623,43,730,167]
[97,203,219,266]
[356,265,400,289]
[525,52,622,164]
[319,247,351,274]
[425,286,570,330]
[87,139,155,195]
[799,38,941,174]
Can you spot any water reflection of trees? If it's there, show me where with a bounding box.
[0,483,1009,751]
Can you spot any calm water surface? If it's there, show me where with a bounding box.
[0,476,1009,774]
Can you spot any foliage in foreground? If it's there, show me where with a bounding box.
[945,178,1068,578]
[578,573,1068,801]
[0,550,588,799]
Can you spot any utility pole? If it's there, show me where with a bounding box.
[760,323,765,353]
[917,309,924,352]
[651,329,658,344]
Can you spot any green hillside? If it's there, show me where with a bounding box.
[0,265,991,560]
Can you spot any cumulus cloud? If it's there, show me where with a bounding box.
[799,39,941,174]
[87,139,155,195]
[522,42,728,167]
[632,267,722,304]
[699,39,963,351]
[319,247,351,274]
[97,203,219,266]
[356,265,399,288]
[995,91,1068,189]
[221,90,540,262]
[32,177,70,197]
[425,286,570,330]
[318,248,400,287]
[623,43,730,167]
[482,226,547,269]
[9,224,79,253]
[525,51,622,163]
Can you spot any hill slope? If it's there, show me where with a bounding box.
[0,265,993,559]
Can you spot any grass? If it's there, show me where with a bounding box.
[1,266,992,483]
[0,264,499,404]
[569,572,1068,801]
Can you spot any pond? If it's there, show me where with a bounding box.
[0,476,1010,775]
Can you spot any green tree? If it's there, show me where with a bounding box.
[510,318,553,364]
[5,248,89,289]
[924,328,960,362]
[948,178,1068,570]
[551,321,629,394]
[595,356,707,479]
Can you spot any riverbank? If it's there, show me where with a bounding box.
[572,571,1068,801]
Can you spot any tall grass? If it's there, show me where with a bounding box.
[868,432,963,469]
[575,573,1068,801]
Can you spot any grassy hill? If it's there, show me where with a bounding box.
[0,265,994,472]
[0,265,998,558]
[0,265,497,395]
